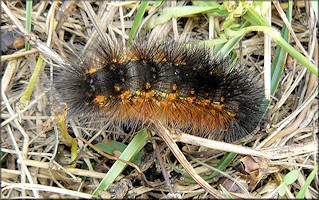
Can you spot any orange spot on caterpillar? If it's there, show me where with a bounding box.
[172,84,177,91]
[117,52,137,64]
[85,68,98,74]
[227,111,236,118]
[198,99,211,107]
[93,95,106,104]
[145,82,151,89]
[119,91,131,101]
[142,90,155,99]
[190,89,195,95]
[134,90,156,104]
[114,86,121,92]
[212,104,225,111]
[120,52,138,63]
[167,93,178,101]
[185,97,196,104]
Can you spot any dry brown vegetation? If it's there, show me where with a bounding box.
[1,1,318,199]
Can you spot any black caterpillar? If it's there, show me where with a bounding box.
[52,36,266,142]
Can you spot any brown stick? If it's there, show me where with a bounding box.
[153,121,224,198]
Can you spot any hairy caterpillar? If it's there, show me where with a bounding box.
[52,36,266,142]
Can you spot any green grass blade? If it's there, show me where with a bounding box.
[95,141,142,165]
[20,19,58,108]
[19,56,44,107]
[220,184,234,199]
[227,26,317,76]
[183,152,237,183]
[128,1,150,46]
[25,0,33,50]
[207,152,237,179]
[144,5,224,30]
[243,6,270,26]
[218,21,251,57]
[200,37,228,48]
[271,30,317,76]
[271,26,290,95]
[279,169,299,196]
[154,0,164,8]
[270,0,293,95]
[296,165,319,198]
[92,128,149,196]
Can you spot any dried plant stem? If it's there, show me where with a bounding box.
[264,1,271,101]
[172,131,317,160]
[154,121,224,198]
[6,126,39,197]
[273,1,310,59]
[52,106,77,168]
[2,182,92,198]
[1,49,39,62]
[153,141,176,195]
[1,1,69,66]
[259,88,317,148]
[19,159,108,179]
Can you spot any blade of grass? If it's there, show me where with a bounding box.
[19,21,58,107]
[95,141,142,165]
[183,152,237,183]
[243,6,270,26]
[296,165,319,198]
[128,1,150,45]
[207,152,237,179]
[154,0,164,8]
[220,184,234,199]
[227,26,317,76]
[19,55,45,107]
[200,37,228,48]
[144,5,224,31]
[278,169,299,196]
[51,104,77,168]
[25,0,32,50]
[92,128,149,196]
[217,21,251,57]
[271,0,293,95]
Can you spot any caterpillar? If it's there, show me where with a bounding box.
[52,36,266,142]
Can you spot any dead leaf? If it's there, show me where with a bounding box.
[1,31,25,54]
[217,177,248,193]
[239,156,269,191]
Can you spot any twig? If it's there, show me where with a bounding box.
[1,1,69,67]
[154,121,224,198]
[171,131,317,160]
[258,89,318,148]
[2,183,92,199]
[153,140,176,195]
[1,49,39,62]
[264,1,272,101]
[1,92,46,127]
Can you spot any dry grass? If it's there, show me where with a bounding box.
[1,1,318,199]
